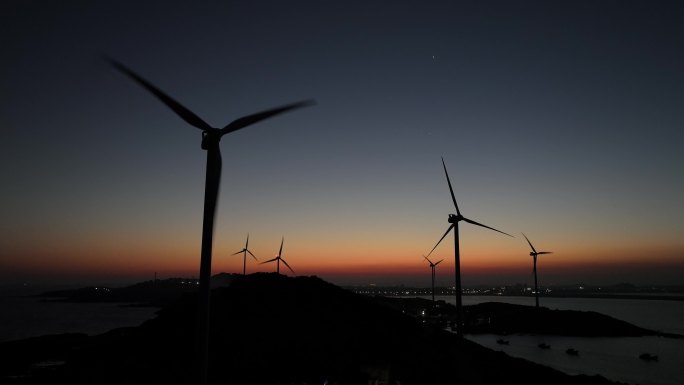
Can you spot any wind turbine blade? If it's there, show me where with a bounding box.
[247,250,259,261]
[537,251,553,255]
[221,100,315,135]
[245,234,249,249]
[260,257,279,264]
[105,56,212,131]
[522,233,537,253]
[231,250,244,256]
[441,157,460,215]
[423,255,434,265]
[280,258,295,274]
[435,259,444,265]
[463,217,513,237]
[427,224,455,257]
[278,237,284,257]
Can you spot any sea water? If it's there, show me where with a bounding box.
[0,287,158,342]
[467,334,682,385]
[425,295,684,385]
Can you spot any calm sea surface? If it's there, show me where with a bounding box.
[0,287,158,342]
[424,295,684,385]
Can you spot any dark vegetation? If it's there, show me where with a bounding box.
[1,274,628,385]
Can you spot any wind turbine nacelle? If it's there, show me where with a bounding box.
[448,214,461,224]
[201,130,221,150]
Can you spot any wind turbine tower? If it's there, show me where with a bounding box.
[423,256,443,302]
[261,237,295,275]
[231,234,258,275]
[522,233,553,308]
[426,158,513,337]
[108,58,313,385]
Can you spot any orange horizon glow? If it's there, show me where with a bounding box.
[4,239,683,286]
[3,216,682,285]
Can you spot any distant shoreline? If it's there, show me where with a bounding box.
[519,293,684,301]
[354,291,684,302]
[4,275,682,305]
[31,286,684,306]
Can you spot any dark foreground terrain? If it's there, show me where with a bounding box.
[1,274,624,385]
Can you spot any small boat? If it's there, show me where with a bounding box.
[496,338,510,345]
[565,348,579,356]
[538,343,550,349]
[639,353,658,361]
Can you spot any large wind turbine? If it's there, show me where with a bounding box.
[423,256,443,302]
[426,157,513,337]
[260,237,295,275]
[107,57,313,385]
[231,234,258,275]
[522,233,553,308]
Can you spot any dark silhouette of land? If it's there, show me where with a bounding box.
[373,297,680,338]
[348,283,684,301]
[36,275,678,338]
[2,274,631,384]
[36,273,239,307]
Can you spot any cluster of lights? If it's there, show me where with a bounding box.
[351,285,566,297]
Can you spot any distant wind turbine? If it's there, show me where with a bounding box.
[426,157,513,337]
[522,233,553,308]
[231,234,258,275]
[260,237,295,275]
[423,256,443,302]
[107,57,314,385]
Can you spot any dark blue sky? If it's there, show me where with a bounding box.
[1,1,683,286]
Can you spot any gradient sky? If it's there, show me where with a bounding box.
[1,1,683,287]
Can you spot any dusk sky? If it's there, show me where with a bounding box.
[1,1,683,287]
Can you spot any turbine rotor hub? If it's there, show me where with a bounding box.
[448,214,463,223]
[201,129,222,150]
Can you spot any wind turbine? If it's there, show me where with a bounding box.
[231,234,258,275]
[426,157,513,337]
[260,237,295,275]
[522,233,553,308]
[423,256,443,302]
[107,57,313,385]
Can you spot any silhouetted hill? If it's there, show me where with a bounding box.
[372,297,675,337]
[37,273,240,307]
[3,274,622,385]
[465,302,667,337]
